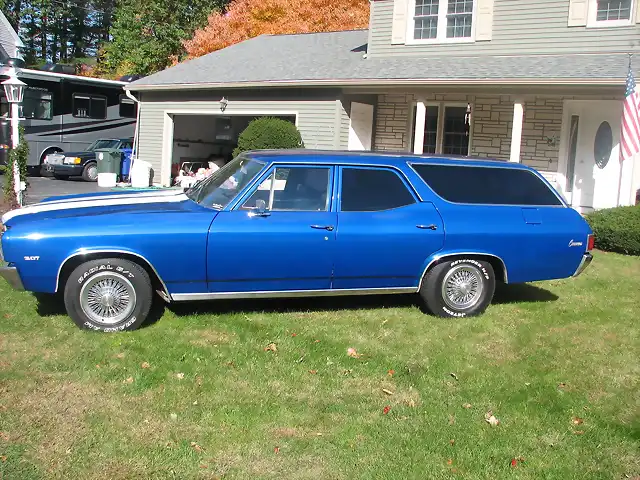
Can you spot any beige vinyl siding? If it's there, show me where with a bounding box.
[338,101,351,149]
[369,0,640,57]
[137,91,343,185]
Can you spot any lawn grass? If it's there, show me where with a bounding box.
[0,251,638,479]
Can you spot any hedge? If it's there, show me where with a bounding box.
[233,117,303,158]
[586,204,640,255]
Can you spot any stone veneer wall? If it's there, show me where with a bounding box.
[374,93,564,184]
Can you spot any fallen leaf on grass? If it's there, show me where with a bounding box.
[141,361,150,369]
[510,457,525,467]
[123,377,134,384]
[0,455,6,462]
[447,459,453,465]
[115,352,125,359]
[484,411,500,427]
[308,370,317,375]
[383,406,391,415]
[3,313,12,319]
[274,446,280,454]
[347,347,360,358]
[176,372,185,380]
[264,343,277,352]
[388,369,395,377]
[573,430,585,435]
[449,439,455,446]
[291,333,297,337]
[200,464,208,469]
[382,388,394,396]
[314,340,321,343]
[405,399,416,408]
[0,432,7,441]
[449,415,455,425]
[95,364,101,369]
[572,417,584,425]
[462,403,472,409]
[195,375,203,386]
[558,382,567,389]
[190,442,204,453]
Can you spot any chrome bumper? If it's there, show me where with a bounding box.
[0,266,24,290]
[573,253,593,277]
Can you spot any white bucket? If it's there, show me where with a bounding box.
[97,172,117,188]
[130,160,152,188]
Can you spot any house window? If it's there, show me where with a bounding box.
[411,0,475,42]
[588,0,633,25]
[411,103,472,155]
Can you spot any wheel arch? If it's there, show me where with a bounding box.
[419,252,508,289]
[39,146,64,164]
[56,250,170,300]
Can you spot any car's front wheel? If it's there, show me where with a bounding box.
[82,162,98,182]
[64,258,153,331]
[419,258,496,318]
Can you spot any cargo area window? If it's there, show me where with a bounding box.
[340,168,416,212]
[412,164,563,206]
[73,94,107,119]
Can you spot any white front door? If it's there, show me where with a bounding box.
[563,101,622,212]
[348,102,374,151]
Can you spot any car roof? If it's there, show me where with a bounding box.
[245,149,534,170]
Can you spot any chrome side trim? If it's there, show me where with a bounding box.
[572,252,593,277]
[170,286,416,302]
[56,249,170,298]
[0,266,25,291]
[417,252,509,291]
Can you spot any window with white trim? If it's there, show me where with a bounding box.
[410,103,472,155]
[410,0,475,42]
[588,0,633,26]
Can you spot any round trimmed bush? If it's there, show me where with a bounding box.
[233,117,304,158]
[586,205,640,255]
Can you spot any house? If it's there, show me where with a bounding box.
[125,0,640,212]
[0,11,23,62]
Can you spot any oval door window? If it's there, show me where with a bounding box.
[594,121,613,169]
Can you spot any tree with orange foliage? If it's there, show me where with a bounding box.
[184,0,370,59]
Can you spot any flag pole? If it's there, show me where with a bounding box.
[617,53,633,207]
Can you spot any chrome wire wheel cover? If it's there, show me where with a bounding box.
[441,264,484,310]
[79,272,136,325]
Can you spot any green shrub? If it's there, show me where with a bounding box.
[233,117,303,158]
[586,205,640,255]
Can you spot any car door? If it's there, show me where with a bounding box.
[333,166,445,290]
[207,164,337,293]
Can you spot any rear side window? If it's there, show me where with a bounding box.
[341,168,416,212]
[412,164,563,206]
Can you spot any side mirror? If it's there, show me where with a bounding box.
[255,199,267,212]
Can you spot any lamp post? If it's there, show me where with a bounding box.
[2,70,26,206]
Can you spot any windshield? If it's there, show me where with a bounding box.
[87,139,120,151]
[186,157,266,209]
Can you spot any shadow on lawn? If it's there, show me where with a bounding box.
[32,283,558,326]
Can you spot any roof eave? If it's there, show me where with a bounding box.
[125,77,626,91]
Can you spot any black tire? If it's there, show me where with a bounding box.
[64,258,153,332]
[53,174,70,181]
[419,258,496,318]
[82,162,98,182]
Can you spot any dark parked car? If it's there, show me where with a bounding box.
[43,137,133,182]
[0,150,594,332]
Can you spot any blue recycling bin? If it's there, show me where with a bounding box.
[121,148,133,179]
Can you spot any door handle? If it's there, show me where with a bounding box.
[416,224,438,230]
[310,225,335,231]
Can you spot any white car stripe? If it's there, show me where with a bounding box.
[2,193,190,224]
[38,188,186,205]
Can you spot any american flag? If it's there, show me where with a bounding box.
[621,60,640,163]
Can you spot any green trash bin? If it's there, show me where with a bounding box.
[95,148,122,175]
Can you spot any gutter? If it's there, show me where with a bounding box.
[124,77,628,92]
[125,90,142,165]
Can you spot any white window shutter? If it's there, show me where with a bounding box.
[391,0,409,45]
[567,0,589,26]
[636,0,640,23]
[475,0,495,41]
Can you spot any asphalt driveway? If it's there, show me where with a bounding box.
[0,175,102,205]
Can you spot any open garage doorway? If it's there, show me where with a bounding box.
[169,114,297,185]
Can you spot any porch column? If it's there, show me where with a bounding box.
[413,101,426,154]
[510,98,524,163]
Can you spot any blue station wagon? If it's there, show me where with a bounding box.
[0,151,594,332]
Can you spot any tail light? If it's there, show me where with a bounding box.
[587,234,595,251]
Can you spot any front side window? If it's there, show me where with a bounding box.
[73,94,107,119]
[413,0,475,41]
[589,0,633,25]
[87,139,120,151]
[341,168,416,212]
[412,164,563,206]
[187,156,266,209]
[242,166,331,212]
[22,88,53,120]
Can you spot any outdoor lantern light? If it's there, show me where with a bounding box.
[2,76,26,104]
[220,97,228,112]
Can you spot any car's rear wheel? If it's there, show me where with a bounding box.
[64,258,153,331]
[419,258,495,318]
[82,162,98,182]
